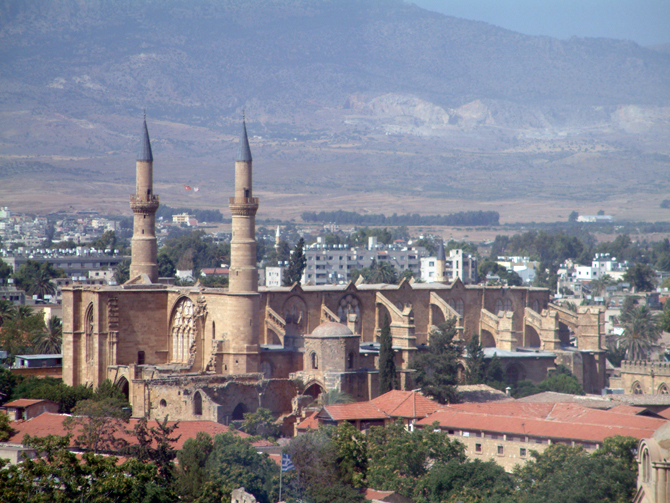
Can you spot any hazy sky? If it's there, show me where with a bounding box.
[410,0,670,46]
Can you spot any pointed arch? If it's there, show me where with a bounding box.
[659,383,669,395]
[115,376,129,400]
[193,391,203,416]
[525,325,541,348]
[231,402,246,421]
[632,381,644,394]
[85,303,94,363]
[481,329,496,348]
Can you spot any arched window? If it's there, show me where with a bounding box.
[85,304,94,362]
[632,382,644,395]
[456,299,464,317]
[137,351,145,365]
[212,321,216,339]
[642,447,651,482]
[160,399,167,407]
[504,299,513,311]
[311,352,318,370]
[347,352,354,369]
[495,300,503,315]
[193,391,202,416]
[532,300,540,313]
[659,383,669,395]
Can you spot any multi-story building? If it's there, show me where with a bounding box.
[302,245,424,285]
[421,248,478,284]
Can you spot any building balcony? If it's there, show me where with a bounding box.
[130,194,159,213]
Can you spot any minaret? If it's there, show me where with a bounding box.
[436,239,446,283]
[227,117,260,373]
[275,226,281,250]
[129,115,159,283]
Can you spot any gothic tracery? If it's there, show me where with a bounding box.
[170,297,196,363]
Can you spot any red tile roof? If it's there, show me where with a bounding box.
[417,402,666,444]
[371,390,443,418]
[319,401,388,421]
[295,411,320,432]
[6,413,253,451]
[2,399,54,408]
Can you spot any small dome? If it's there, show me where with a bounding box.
[310,322,353,338]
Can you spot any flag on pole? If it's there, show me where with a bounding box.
[281,453,295,472]
[193,187,200,192]
[184,185,192,191]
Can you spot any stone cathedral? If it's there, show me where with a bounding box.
[62,119,607,424]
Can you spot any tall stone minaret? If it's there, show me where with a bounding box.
[436,239,446,283]
[227,118,260,373]
[129,115,159,283]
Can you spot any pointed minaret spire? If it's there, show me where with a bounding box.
[437,239,446,261]
[137,110,153,162]
[236,112,252,162]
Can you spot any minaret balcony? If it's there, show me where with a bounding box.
[229,196,259,216]
[130,194,160,213]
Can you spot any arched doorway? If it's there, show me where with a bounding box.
[480,330,496,348]
[231,402,246,421]
[116,376,129,400]
[303,382,325,400]
[524,326,541,348]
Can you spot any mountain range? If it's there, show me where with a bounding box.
[1,0,669,221]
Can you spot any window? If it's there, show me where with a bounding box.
[137,351,145,365]
[311,352,318,370]
[475,443,482,453]
[193,392,202,416]
[497,445,504,455]
[520,448,527,457]
[347,352,354,369]
[160,399,167,407]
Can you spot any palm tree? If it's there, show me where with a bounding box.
[15,305,34,320]
[0,299,16,326]
[34,315,63,354]
[316,389,355,406]
[26,268,56,299]
[618,305,661,361]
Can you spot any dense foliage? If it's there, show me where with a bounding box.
[301,210,500,226]
[157,205,226,223]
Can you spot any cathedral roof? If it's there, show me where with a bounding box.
[236,119,252,162]
[436,240,446,261]
[137,117,153,162]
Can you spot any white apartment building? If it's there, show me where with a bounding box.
[302,245,424,285]
[421,249,478,284]
[265,267,284,287]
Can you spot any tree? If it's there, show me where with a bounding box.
[158,251,176,277]
[378,315,396,395]
[0,434,175,502]
[125,416,181,484]
[618,305,661,360]
[464,333,485,384]
[537,366,584,395]
[114,260,130,284]
[624,263,656,292]
[0,412,14,441]
[33,315,62,354]
[284,428,361,503]
[203,432,278,503]
[283,237,306,285]
[589,273,615,296]
[514,442,637,503]
[332,421,368,488]
[366,421,466,497]
[317,389,355,406]
[239,408,280,440]
[568,211,579,222]
[0,299,15,326]
[13,260,64,297]
[175,432,217,502]
[0,259,12,282]
[63,398,129,454]
[411,318,462,404]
